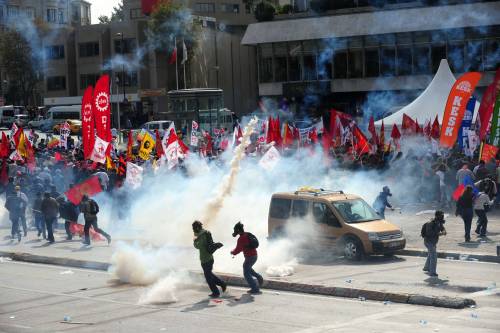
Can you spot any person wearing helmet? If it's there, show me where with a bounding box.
[192,220,226,298]
[421,210,447,277]
[372,186,395,219]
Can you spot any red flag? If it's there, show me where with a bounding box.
[431,116,440,139]
[64,176,103,205]
[274,117,282,147]
[415,121,422,135]
[391,124,401,139]
[0,159,8,186]
[234,125,243,146]
[266,116,274,144]
[478,69,500,140]
[0,132,9,158]
[92,75,111,147]
[368,116,379,145]
[68,222,105,241]
[155,129,164,158]
[308,127,318,144]
[440,72,482,148]
[452,184,466,201]
[322,130,332,156]
[54,152,62,161]
[24,135,36,172]
[81,86,95,160]
[283,124,294,147]
[13,126,22,147]
[141,0,159,15]
[480,143,499,162]
[379,121,385,149]
[168,45,177,65]
[353,125,371,155]
[424,120,431,137]
[402,114,416,135]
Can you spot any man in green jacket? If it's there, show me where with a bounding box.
[192,220,226,298]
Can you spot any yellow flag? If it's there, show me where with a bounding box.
[17,131,28,158]
[138,132,155,160]
[106,156,116,170]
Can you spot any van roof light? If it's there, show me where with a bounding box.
[294,187,344,196]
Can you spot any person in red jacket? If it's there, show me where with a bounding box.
[230,222,263,294]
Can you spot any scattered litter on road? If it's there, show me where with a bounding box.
[63,316,71,322]
[419,320,428,325]
[471,313,478,319]
[479,240,487,243]
[345,279,353,283]
[445,257,454,260]
[211,299,223,304]
[60,270,74,275]
[459,254,469,261]
[358,296,366,301]
[470,305,476,308]
[9,316,15,319]
[383,301,392,305]
[274,292,280,295]
[0,257,12,263]
[79,288,88,291]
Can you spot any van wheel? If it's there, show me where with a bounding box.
[343,237,364,261]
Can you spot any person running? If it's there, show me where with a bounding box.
[41,192,59,244]
[33,192,46,239]
[474,190,494,237]
[192,221,226,298]
[59,196,79,241]
[80,195,111,246]
[456,185,474,242]
[231,222,263,294]
[372,186,394,219]
[421,210,446,277]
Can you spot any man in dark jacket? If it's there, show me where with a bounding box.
[192,221,226,298]
[231,222,263,294]
[80,195,110,246]
[422,210,446,277]
[372,186,395,219]
[4,186,28,242]
[41,192,59,243]
[59,196,79,241]
[33,192,45,239]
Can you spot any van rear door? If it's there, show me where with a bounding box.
[268,197,291,237]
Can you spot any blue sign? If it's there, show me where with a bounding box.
[458,97,476,150]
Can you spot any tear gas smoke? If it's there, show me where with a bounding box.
[202,117,258,225]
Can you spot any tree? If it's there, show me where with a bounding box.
[0,30,41,106]
[98,1,124,24]
[146,0,200,56]
[254,2,276,22]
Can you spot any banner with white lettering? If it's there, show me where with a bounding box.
[458,97,476,151]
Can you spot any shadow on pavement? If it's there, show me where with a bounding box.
[181,299,217,312]
[226,293,255,307]
[299,254,407,266]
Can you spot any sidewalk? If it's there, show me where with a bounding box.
[1,227,498,309]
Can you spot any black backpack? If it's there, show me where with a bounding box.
[89,200,99,215]
[246,232,259,249]
[420,222,427,238]
[205,231,223,254]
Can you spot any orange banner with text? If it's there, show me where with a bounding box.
[439,72,482,148]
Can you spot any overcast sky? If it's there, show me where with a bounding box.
[88,0,122,24]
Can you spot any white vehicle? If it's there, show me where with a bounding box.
[0,106,25,127]
[29,105,81,131]
[140,120,174,136]
[13,114,29,127]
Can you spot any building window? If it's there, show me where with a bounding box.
[484,39,500,71]
[45,45,65,60]
[58,8,65,24]
[115,38,136,54]
[334,51,348,79]
[465,41,482,72]
[0,6,4,20]
[365,48,380,77]
[220,3,239,13]
[47,8,57,22]
[79,42,100,57]
[7,5,19,18]
[303,55,317,80]
[24,7,35,19]
[431,44,446,73]
[130,8,143,19]
[448,42,464,73]
[397,47,412,75]
[194,3,215,13]
[116,71,138,87]
[80,74,100,89]
[413,45,430,74]
[259,57,273,83]
[348,49,363,78]
[380,48,396,76]
[47,76,66,91]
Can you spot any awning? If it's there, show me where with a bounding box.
[242,2,500,45]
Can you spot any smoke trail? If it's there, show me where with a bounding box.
[202,117,259,224]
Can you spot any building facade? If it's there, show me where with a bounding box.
[242,0,500,117]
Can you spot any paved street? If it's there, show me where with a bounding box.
[0,260,499,333]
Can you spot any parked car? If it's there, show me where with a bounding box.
[13,114,29,127]
[28,105,81,132]
[0,106,25,127]
[268,188,406,261]
[53,119,82,135]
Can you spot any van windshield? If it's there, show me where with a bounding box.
[332,199,380,223]
[52,111,80,120]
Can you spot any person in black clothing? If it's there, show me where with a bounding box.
[80,195,110,246]
[422,211,446,277]
[59,194,79,241]
[41,192,59,244]
[456,185,474,242]
[4,186,27,242]
[33,192,46,239]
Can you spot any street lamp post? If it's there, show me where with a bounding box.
[116,32,126,135]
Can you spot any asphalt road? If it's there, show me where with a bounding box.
[0,260,498,333]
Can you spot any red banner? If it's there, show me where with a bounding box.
[141,0,159,15]
[92,75,111,144]
[82,86,95,160]
[478,69,500,140]
[440,72,482,148]
[353,125,371,155]
[65,176,103,205]
[480,143,499,163]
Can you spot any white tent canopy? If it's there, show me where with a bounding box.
[375,59,456,126]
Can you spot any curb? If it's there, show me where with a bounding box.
[399,248,500,264]
[0,251,476,309]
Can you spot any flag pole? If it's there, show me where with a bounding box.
[183,39,187,89]
[175,37,179,90]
